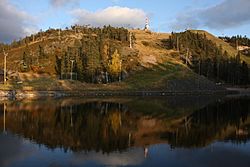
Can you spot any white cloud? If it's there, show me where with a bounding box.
[71,6,147,28]
[0,0,36,43]
[170,0,250,31]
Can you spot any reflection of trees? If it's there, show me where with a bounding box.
[55,102,132,152]
[2,102,135,153]
[162,98,250,148]
[1,97,250,152]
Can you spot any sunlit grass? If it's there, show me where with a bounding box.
[124,62,190,90]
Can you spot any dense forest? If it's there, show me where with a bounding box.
[164,31,249,85]
[56,26,136,83]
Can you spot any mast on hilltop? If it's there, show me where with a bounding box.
[144,17,150,31]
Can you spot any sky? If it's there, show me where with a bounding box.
[1,0,250,43]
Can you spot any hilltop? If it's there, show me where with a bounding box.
[0,26,247,93]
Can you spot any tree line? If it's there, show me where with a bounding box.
[219,35,250,47]
[164,31,249,85]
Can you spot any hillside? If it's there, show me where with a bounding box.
[0,27,242,91]
[0,28,173,73]
[191,30,250,64]
[165,30,249,85]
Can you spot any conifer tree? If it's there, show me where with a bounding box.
[55,55,62,78]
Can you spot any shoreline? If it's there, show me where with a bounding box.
[0,89,236,100]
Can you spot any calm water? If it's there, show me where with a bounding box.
[0,96,250,167]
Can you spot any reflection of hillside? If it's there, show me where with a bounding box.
[0,96,249,152]
[162,97,250,148]
[126,95,222,119]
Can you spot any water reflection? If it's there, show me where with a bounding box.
[0,96,250,167]
[3,103,6,133]
[162,98,250,148]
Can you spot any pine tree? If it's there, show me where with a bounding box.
[75,47,84,81]
[39,45,45,59]
[55,55,62,78]
[61,52,69,78]
[240,61,249,85]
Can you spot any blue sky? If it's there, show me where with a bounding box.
[1,0,250,42]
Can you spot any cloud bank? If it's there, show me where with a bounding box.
[170,0,250,31]
[0,0,36,43]
[71,6,147,28]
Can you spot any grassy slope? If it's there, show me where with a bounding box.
[122,30,195,90]
[123,62,191,90]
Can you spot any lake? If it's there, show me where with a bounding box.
[0,95,250,167]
